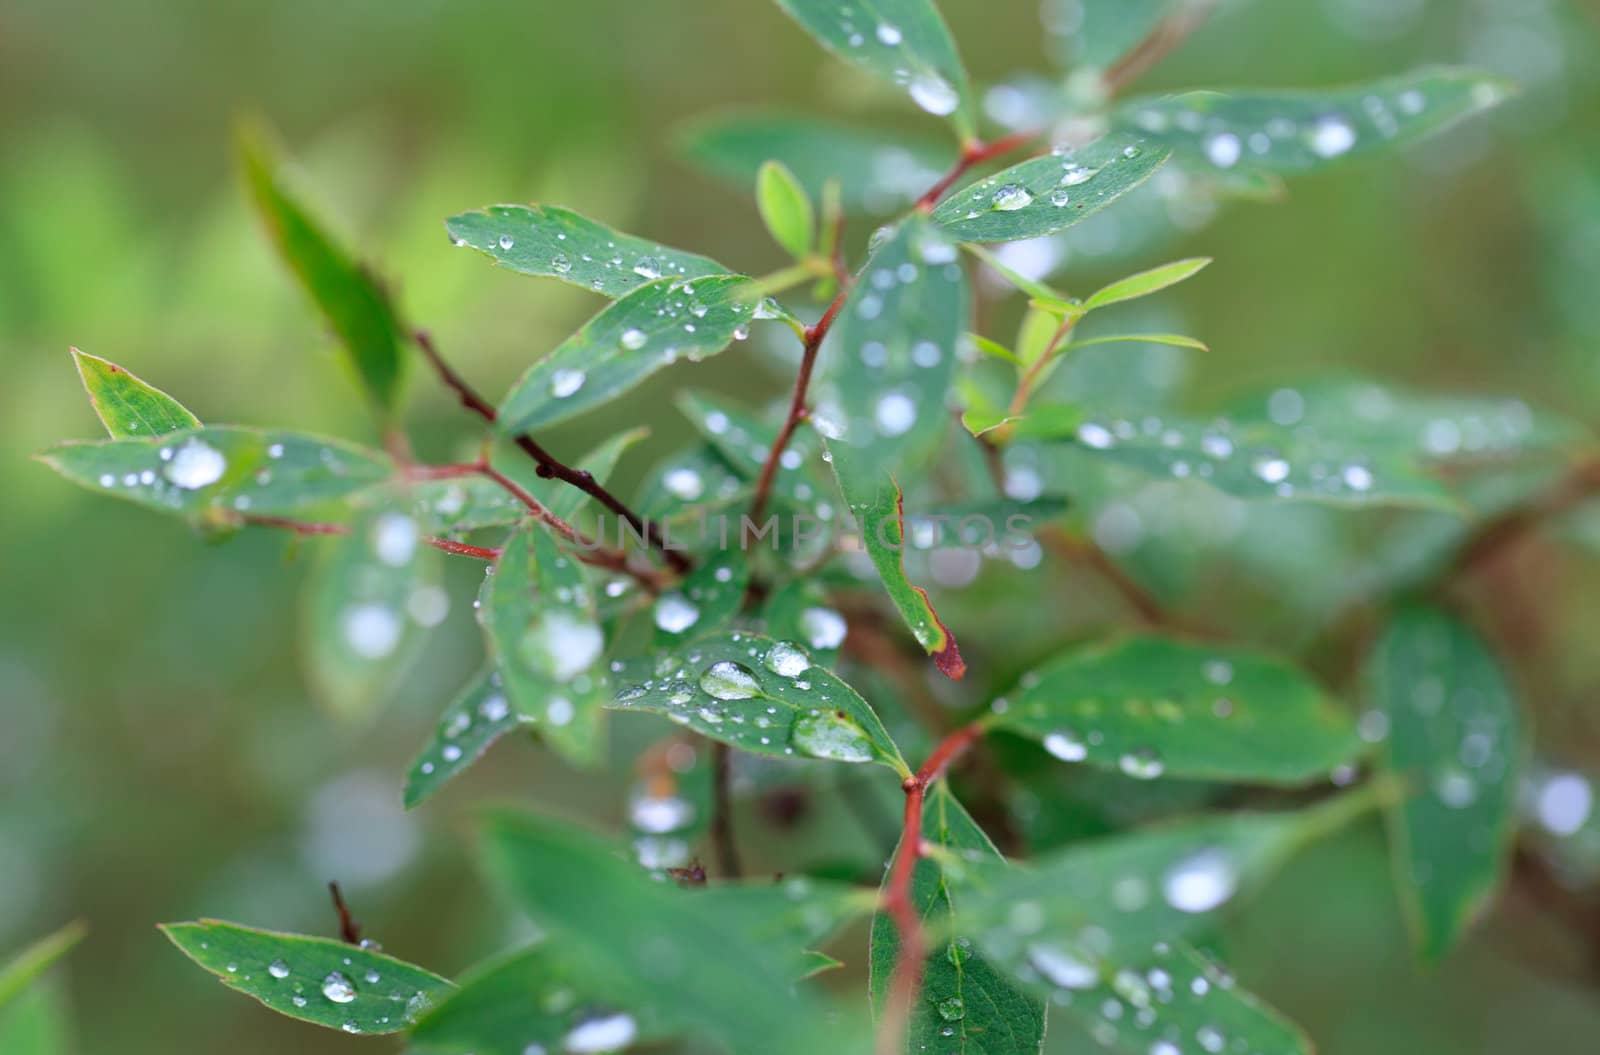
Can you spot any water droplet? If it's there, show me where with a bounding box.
[875,391,917,437]
[363,968,381,984]
[935,995,965,1021]
[620,327,648,351]
[1205,132,1242,168]
[792,710,876,763]
[1043,730,1088,762]
[799,607,848,650]
[1078,422,1115,449]
[551,253,572,273]
[1118,748,1164,780]
[1534,772,1592,837]
[908,72,960,116]
[549,368,586,398]
[1434,765,1478,809]
[1309,115,1357,158]
[876,22,902,45]
[629,792,696,833]
[563,1012,638,1053]
[654,593,701,635]
[342,604,402,659]
[520,612,603,681]
[372,513,418,567]
[1251,456,1290,484]
[1162,848,1238,912]
[763,641,811,678]
[164,438,226,489]
[547,696,575,726]
[322,971,357,1004]
[1026,942,1099,989]
[268,959,290,979]
[632,257,662,280]
[700,661,761,700]
[498,234,515,250]
[991,184,1033,211]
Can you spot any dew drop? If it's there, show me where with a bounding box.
[322,971,357,1004]
[875,391,917,437]
[268,959,290,979]
[1309,115,1357,158]
[799,607,848,650]
[908,72,960,116]
[763,641,811,678]
[792,710,876,763]
[1043,730,1088,762]
[1118,748,1164,780]
[549,368,586,399]
[620,327,648,351]
[563,1013,638,1053]
[991,183,1033,211]
[164,438,226,490]
[700,661,761,700]
[1162,848,1238,913]
[654,593,701,635]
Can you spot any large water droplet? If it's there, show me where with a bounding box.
[800,607,848,650]
[1043,730,1088,762]
[908,72,959,116]
[549,369,586,399]
[700,661,760,700]
[791,710,875,763]
[1309,115,1357,158]
[763,641,811,678]
[654,593,701,635]
[268,959,290,979]
[322,971,357,1004]
[164,438,226,490]
[1162,848,1238,913]
[991,184,1033,211]
[875,392,917,437]
[620,327,648,351]
[342,604,402,659]
[521,611,603,681]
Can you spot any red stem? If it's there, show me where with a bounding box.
[878,723,984,1055]
[747,288,850,524]
[914,132,1038,213]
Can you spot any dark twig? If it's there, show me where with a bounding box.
[413,330,688,572]
[327,881,361,945]
[710,742,742,878]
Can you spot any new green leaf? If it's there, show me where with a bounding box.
[161,919,452,1035]
[773,0,977,139]
[71,349,198,439]
[985,635,1359,785]
[930,134,1168,243]
[404,670,523,809]
[611,631,906,772]
[237,123,407,417]
[498,274,761,433]
[1368,605,1524,961]
[445,203,730,298]
[0,922,86,1012]
[757,160,815,258]
[1083,257,1211,311]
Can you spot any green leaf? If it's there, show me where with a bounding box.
[237,123,407,417]
[1048,0,1191,72]
[651,550,750,645]
[984,635,1359,785]
[1083,257,1211,311]
[870,785,1046,1054]
[819,217,967,675]
[757,160,815,258]
[930,134,1168,243]
[403,670,524,809]
[967,334,1022,365]
[477,810,854,1055]
[303,500,440,721]
[677,389,826,516]
[498,274,761,434]
[38,427,392,521]
[962,404,1086,441]
[482,523,609,767]
[1065,332,1209,352]
[1117,68,1513,177]
[773,0,977,140]
[71,348,198,439]
[445,203,729,298]
[759,579,850,668]
[611,630,906,773]
[964,244,1067,304]
[0,978,71,1055]
[691,877,874,979]
[957,793,1377,961]
[161,919,452,1035]
[1368,606,1524,962]
[0,922,86,1012]
[1015,303,1064,368]
[680,113,953,213]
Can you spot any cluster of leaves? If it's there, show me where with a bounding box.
[33,1,1592,1054]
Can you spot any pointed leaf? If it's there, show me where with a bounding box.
[403,670,524,809]
[71,349,198,439]
[498,274,761,434]
[651,550,750,645]
[304,501,440,721]
[0,923,86,1012]
[984,635,1359,785]
[930,134,1168,243]
[1066,332,1208,351]
[1083,257,1211,311]
[482,523,609,767]
[773,0,977,139]
[162,920,451,1035]
[39,428,392,520]
[1118,68,1512,177]
[237,124,407,416]
[1369,606,1524,962]
[870,785,1046,1054]
[611,630,906,772]
[757,160,815,259]
[445,203,729,298]
[680,113,953,213]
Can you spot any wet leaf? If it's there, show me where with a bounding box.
[677,389,827,516]
[985,635,1359,785]
[652,550,749,646]
[39,427,393,521]
[1117,68,1512,178]
[481,523,609,767]
[610,630,906,773]
[498,274,762,434]
[237,123,407,417]
[930,134,1168,243]
[773,0,977,139]
[445,203,728,298]
[760,579,849,668]
[0,922,86,1012]
[161,919,452,1035]
[1083,257,1211,311]
[870,785,1046,1054]
[304,500,440,721]
[680,113,953,213]
[692,877,874,980]
[758,160,815,259]
[403,670,524,809]
[71,349,198,439]
[1368,606,1524,962]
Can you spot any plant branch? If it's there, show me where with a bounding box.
[914,132,1038,213]
[747,288,850,523]
[327,881,362,945]
[878,723,984,1055]
[243,513,500,561]
[709,741,742,878]
[1102,0,1216,96]
[413,330,689,572]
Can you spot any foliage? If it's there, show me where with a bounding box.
[34,1,1593,1053]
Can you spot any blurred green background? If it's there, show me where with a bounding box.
[4,0,1600,1052]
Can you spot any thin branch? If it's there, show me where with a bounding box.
[243,513,499,561]
[878,724,985,1055]
[747,289,849,524]
[327,882,362,945]
[709,741,742,878]
[413,330,689,572]
[1039,526,1174,629]
[1102,1,1216,96]
[914,131,1038,213]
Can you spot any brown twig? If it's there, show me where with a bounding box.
[914,132,1038,213]
[1039,526,1174,630]
[327,881,362,945]
[243,513,499,561]
[1102,1,1216,96]
[879,724,984,1055]
[710,741,742,878]
[412,330,688,572]
[747,289,850,523]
